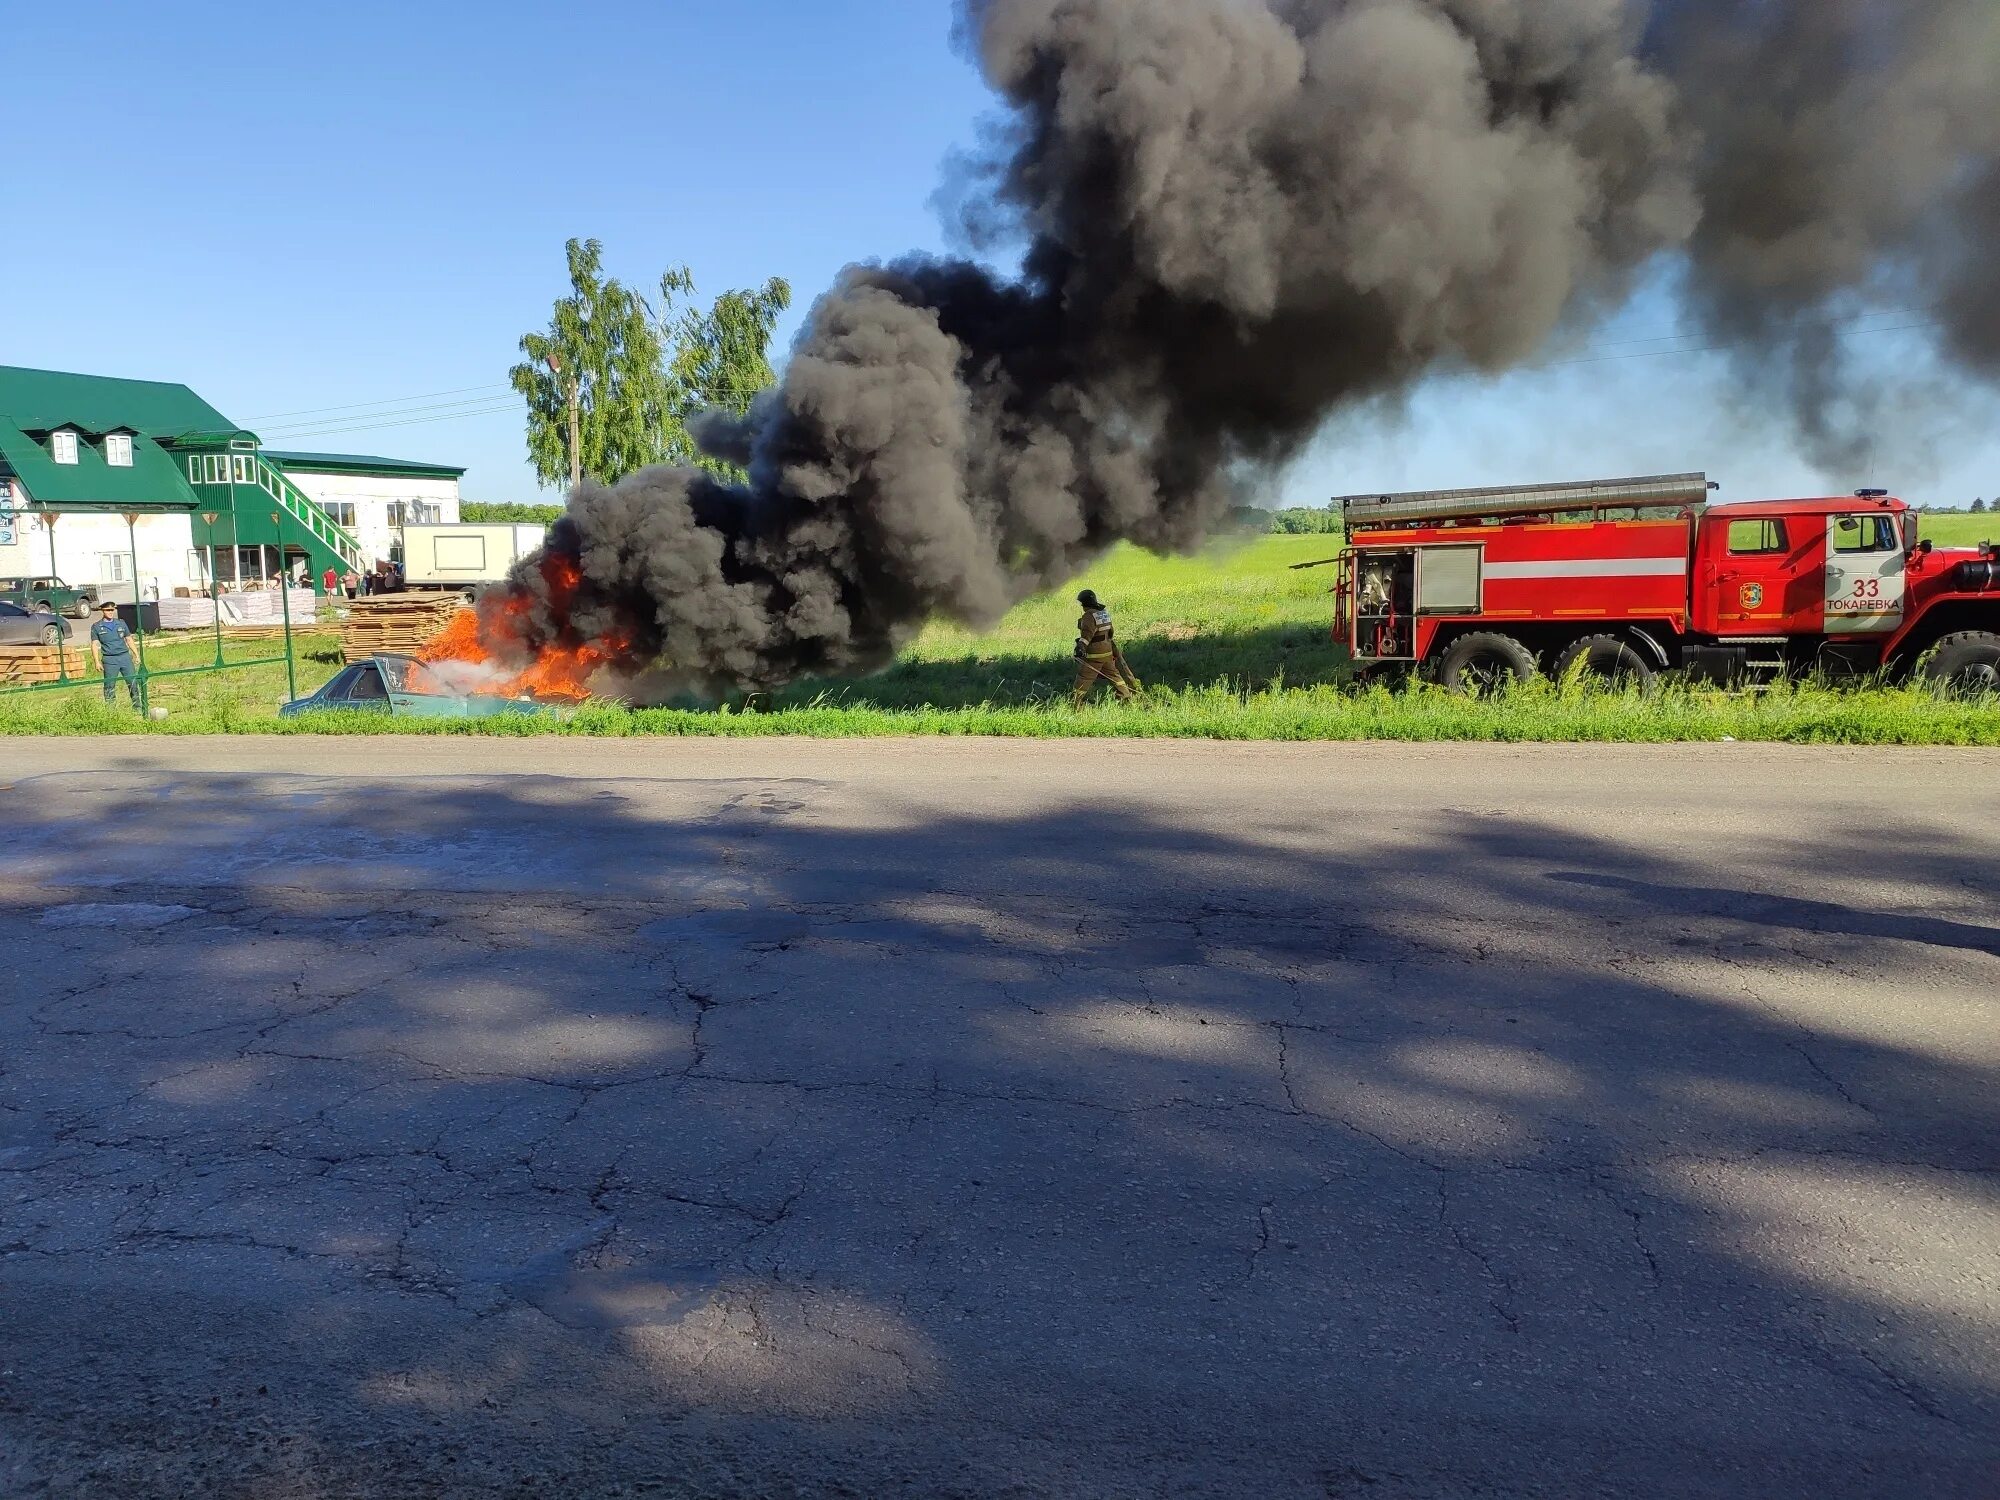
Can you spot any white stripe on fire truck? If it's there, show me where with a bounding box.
[1482,559,1687,580]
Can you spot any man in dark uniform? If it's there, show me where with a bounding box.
[1071,589,1143,705]
[90,601,140,709]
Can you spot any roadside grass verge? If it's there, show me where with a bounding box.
[2,676,1992,746]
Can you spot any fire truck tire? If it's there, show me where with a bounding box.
[1436,632,1538,696]
[1554,634,1658,689]
[1923,632,2000,695]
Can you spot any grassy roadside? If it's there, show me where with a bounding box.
[6,678,1994,748]
[0,537,1992,745]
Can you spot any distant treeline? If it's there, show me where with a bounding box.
[1230,506,1344,534]
[462,502,566,525]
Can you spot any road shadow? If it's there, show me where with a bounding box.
[1,762,1996,1498]
[1549,870,2000,958]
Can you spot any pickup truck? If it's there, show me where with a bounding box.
[0,576,100,618]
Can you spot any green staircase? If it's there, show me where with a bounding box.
[252,454,364,573]
[180,449,366,581]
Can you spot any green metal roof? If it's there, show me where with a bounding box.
[0,421,201,509]
[0,365,239,443]
[264,450,466,480]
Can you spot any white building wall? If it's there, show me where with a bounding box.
[0,478,200,603]
[279,470,462,572]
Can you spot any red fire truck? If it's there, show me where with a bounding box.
[1325,473,2000,692]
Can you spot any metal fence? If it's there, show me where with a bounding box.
[1,508,313,714]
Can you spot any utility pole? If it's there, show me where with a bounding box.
[547,352,581,490]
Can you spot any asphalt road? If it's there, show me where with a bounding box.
[2,737,1996,1499]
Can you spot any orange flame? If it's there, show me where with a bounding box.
[418,557,633,704]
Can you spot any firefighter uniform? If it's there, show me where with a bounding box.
[90,609,140,708]
[1071,596,1143,705]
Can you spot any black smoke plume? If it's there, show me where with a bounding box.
[1650,0,2000,468]
[497,0,2000,699]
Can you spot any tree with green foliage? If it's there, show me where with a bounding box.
[658,268,792,480]
[1266,506,1345,535]
[462,502,566,526]
[1973,498,1989,514]
[510,239,669,491]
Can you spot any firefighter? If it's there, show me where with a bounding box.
[1071,589,1143,705]
[90,601,140,709]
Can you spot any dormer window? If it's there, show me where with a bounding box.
[105,433,133,467]
[51,430,78,465]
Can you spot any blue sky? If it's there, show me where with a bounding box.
[6,0,1996,509]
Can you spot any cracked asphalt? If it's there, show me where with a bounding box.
[1,737,1996,1499]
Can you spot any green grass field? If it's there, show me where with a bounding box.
[1920,513,1999,549]
[0,533,1993,744]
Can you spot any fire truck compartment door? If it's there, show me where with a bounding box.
[1415,547,1482,614]
[1822,514,1906,634]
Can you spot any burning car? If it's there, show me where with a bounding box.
[278,654,561,721]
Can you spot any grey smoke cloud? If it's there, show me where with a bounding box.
[497,0,2000,699]
[1650,0,2000,469]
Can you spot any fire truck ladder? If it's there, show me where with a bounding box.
[1336,473,1715,531]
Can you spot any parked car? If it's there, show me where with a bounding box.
[0,576,100,617]
[278,653,558,720]
[0,601,75,647]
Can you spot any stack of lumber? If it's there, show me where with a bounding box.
[156,597,215,631]
[217,589,318,627]
[220,624,303,642]
[0,646,72,687]
[154,593,323,634]
[339,594,469,663]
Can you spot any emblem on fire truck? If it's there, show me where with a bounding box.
[1740,582,1765,610]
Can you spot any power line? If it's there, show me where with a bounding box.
[239,382,512,423]
[235,307,1941,442]
[257,401,525,442]
[259,391,531,438]
[249,377,778,438]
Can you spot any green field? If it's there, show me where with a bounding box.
[0,534,1993,744]
[1919,513,1999,549]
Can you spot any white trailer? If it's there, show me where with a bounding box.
[399,524,547,595]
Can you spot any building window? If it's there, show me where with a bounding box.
[322,501,358,528]
[231,455,252,484]
[51,431,78,465]
[388,499,442,527]
[188,550,207,582]
[106,433,134,467]
[98,552,130,584]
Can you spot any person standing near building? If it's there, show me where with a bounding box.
[321,564,338,596]
[341,568,358,599]
[90,601,139,710]
[1071,589,1143,706]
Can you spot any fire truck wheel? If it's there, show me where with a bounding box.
[1436,632,1538,696]
[1923,631,2000,696]
[1554,634,1658,690]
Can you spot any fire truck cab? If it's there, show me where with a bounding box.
[1327,473,2000,693]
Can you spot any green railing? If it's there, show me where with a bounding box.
[181,451,365,572]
